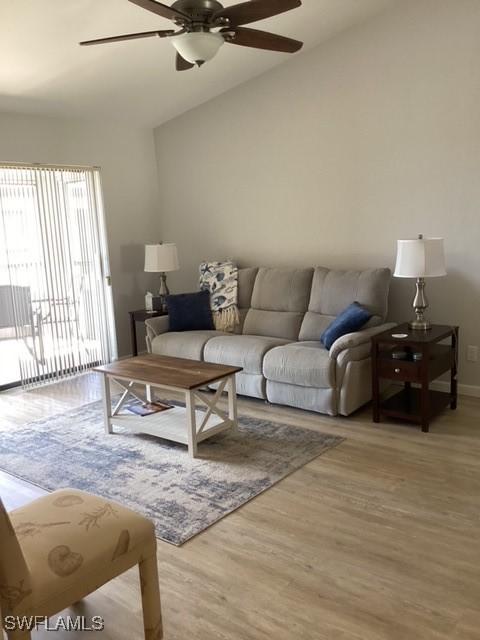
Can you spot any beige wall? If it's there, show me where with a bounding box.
[154,0,480,390]
[0,111,159,356]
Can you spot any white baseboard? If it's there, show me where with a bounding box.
[430,380,480,399]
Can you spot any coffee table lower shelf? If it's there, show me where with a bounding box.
[111,407,230,446]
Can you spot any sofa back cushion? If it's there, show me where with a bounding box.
[299,267,391,342]
[238,267,258,308]
[235,267,258,333]
[243,267,314,340]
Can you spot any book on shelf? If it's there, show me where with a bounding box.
[126,401,173,417]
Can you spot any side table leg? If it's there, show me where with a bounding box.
[371,342,380,423]
[420,384,430,433]
[227,375,238,432]
[101,374,113,434]
[451,328,459,410]
[421,346,430,433]
[185,391,198,458]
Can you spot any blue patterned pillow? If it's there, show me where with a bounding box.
[321,302,372,349]
[166,290,214,332]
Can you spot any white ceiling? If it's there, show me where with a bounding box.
[0,0,396,128]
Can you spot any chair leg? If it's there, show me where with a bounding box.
[139,554,163,640]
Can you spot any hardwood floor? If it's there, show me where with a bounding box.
[1,374,479,639]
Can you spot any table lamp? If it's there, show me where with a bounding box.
[144,243,179,311]
[394,234,446,331]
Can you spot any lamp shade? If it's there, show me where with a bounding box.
[144,243,179,273]
[171,32,224,65]
[394,237,446,278]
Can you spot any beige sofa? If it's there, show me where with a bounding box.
[145,266,395,416]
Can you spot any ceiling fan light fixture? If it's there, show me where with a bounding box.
[171,31,224,65]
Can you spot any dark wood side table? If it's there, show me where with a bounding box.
[372,323,459,432]
[128,309,167,356]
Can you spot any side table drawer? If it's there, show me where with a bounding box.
[377,359,422,383]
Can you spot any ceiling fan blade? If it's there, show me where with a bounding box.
[213,0,301,27]
[176,52,195,71]
[128,0,189,23]
[223,27,302,53]
[80,29,174,46]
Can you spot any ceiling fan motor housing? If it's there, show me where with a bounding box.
[171,0,225,25]
[171,0,226,64]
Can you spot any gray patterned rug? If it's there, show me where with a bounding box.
[0,400,343,545]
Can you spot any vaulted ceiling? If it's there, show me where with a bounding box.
[0,0,396,128]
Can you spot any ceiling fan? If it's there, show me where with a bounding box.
[80,0,303,71]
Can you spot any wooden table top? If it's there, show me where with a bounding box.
[93,354,242,390]
[372,323,458,345]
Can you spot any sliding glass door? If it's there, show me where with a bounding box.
[0,164,116,388]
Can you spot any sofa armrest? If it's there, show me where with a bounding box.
[145,315,169,353]
[329,322,397,360]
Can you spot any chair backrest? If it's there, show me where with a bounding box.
[0,497,31,616]
[0,285,33,329]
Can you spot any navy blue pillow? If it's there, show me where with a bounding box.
[166,290,214,332]
[321,302,372,349]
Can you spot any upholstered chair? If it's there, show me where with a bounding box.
[0,489,162,639]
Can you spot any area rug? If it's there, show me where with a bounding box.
[0,400,343,545]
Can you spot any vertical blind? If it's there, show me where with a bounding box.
[0,163,117,387]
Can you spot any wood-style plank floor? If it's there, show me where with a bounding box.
[1,373,479,639]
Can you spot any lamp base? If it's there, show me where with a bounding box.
[409,277,432,331]
[158,272,170,313]
[408,319,432,332]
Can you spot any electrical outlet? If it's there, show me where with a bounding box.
[467,345,479,362]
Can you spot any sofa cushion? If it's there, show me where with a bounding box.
[238,267,258,309]
[243,267,313,340]
[299,267,391,341]
[250,267,313,312]
[204,335,290,375]
[234,267,259,334]
[151,330,226,361]
[243,309,306,341]
[263,342,335,388]
[298,312,335,341]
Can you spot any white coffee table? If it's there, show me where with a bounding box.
[94,354,242,458]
